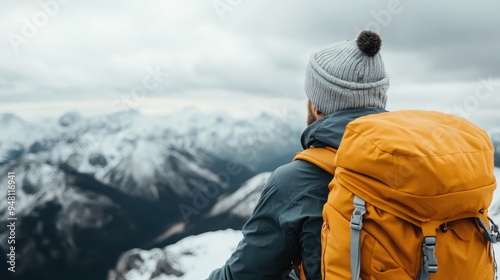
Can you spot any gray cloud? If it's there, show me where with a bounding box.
[0,0,499,129]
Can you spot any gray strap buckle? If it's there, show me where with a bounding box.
[350,196,366,280]
[477,217,500,244]
[350,196,366,230]
[422,236,438,274]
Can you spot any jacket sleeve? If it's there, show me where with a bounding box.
[206,172,300,280]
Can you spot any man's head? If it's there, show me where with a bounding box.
[305,30,389,124]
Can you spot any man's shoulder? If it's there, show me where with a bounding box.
[267,159,333,196]
[259,159,333,228]
[274,159,332,179]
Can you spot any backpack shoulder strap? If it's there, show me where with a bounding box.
[293,147,337,175]
[290,147,337,280]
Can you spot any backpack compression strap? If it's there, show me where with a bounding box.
[350,195,366,280]
[292,147,337,175]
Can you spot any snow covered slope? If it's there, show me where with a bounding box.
[108,229,243,280]
[107,172,274,280]
[209,172,271,218]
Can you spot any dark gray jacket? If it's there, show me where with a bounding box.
[207,108,385,280]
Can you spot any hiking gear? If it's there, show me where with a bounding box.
[305,31,389,115]
[318,110,496,279]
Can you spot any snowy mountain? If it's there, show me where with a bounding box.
[113,168,500,280]
[108,172,272,280]
[108,229,243,280]
[0,109,303,176]
[0,109,303,280]
[149,172,272,255]
[209,172,271,218]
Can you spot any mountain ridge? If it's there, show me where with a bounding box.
[0,109,303,280]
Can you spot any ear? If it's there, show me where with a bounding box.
[314,106,324,116]
[308,100,325,118]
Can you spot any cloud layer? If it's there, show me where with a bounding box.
[0,1,499,128]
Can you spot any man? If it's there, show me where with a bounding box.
[207,30,390,280]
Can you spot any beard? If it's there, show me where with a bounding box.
[307,103,317,126]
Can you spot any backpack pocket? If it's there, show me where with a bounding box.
[432,218,494,279]
[366,234,413,280]
[322,202,354,279]
[323,201,413,280]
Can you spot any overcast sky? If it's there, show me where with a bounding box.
[0,1,499,129]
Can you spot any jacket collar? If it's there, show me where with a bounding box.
[301,108,387,149]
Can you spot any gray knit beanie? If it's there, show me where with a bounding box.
[305,30,389,115]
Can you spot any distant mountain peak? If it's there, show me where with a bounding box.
[58,111,82,127]
[0,112,24,125]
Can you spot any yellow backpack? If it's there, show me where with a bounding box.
[294,110,498,280]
